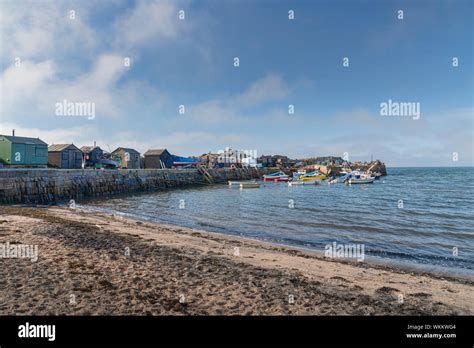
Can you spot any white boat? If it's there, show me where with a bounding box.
[291,170,306,181]
[229,180,260,188]
[340,167,352,175]
[329,173,352,184]
[288,180,320,186]
[346,171,374,184]
[347,177,374,184]
[239,182,260,189]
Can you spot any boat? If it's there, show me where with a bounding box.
[340,167,352,175]
[240,182,261,189]
[229,180,261,188]
[96,159,119,169]
[346,171,374,184]
[299,170,326,181]
[263,171,289,182]
[172,155,201,167]
[328,173,352,184]
[288,180,320,186]
[347,176,374,184]
[291,170,307,181]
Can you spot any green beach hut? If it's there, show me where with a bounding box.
[0,133,48,166]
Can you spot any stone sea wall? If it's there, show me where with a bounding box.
[0,167,269,205]
[302,160,388,177]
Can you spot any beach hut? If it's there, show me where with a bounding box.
[48,144,83,169]
[0,133,48,166]
[111,147,141,169]
[144,149,173,168]
[80,145,103,166]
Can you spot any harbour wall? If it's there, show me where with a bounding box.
[0,167,269,205]
[302,160,387,176]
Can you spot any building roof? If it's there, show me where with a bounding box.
[144,149,169,156]
[0,135,47,145]
[48,144,80,152]
[80,146,102,153]
[111,147,140,155]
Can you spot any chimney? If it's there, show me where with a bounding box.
[94,141,96,148]
[12,129,15,137]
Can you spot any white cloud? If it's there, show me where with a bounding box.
[0,1,183,124]
[114,0,183,49]
[58,54,128,117]
[0,1,97,61]
[189,100,240,123]
[307,107,474,166]
[0,54,132,120]
[187,73,292,123]
[0,60,55,105]
[0,122,96,147]
[237,73,291,106]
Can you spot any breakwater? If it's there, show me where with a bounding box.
[0,167,269,204]
[301,160,387,176]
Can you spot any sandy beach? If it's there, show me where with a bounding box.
[0,206,472,315]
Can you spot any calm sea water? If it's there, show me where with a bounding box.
[84,167,474,277]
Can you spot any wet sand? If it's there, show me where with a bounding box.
[0,206,473,315]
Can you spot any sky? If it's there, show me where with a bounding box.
[0,0,472,166]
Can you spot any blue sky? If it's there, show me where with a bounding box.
[0,0,472,166]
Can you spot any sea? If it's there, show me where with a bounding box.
[82,167,474,278]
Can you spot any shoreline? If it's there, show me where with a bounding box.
[75,200,474,282]
[1,206,473,315]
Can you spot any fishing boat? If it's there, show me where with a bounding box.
[346,171,374,184]
[299,170,326,181]
[263,171,289,182]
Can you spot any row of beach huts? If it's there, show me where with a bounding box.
[0,132,179,169]
[0,131,294,170]
[0,131,384,174]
